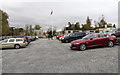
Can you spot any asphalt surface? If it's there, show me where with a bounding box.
[2,39,118,73]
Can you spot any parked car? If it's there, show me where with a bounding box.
[0,38,27,49]
[10,36,31,45]
[108,28,120,37]
[59,34,71,41]
[27,36,36,41]
[35,36,39,39]
[61,32,86,43]
[70,33,116,51]
[56,35,63,39]
[100,30,110,34]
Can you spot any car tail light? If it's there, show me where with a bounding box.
[23,38,25,43]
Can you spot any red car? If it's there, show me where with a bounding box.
[70,33,116,51]
[56,35,63,39]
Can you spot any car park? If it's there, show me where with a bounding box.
[70,33,116,51]
[0,38,27,49]
[61,32,86,43]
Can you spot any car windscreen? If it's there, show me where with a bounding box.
[1,39,8,43]
[109,29,116,33]
[82,35,92,40]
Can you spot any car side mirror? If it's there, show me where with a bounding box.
[90,37,93,40]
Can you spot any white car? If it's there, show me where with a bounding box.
[0,38,27,49]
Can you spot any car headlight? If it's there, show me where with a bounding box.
[62,38,64,39]
[73,43,79,45]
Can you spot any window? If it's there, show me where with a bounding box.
[99,34,107,38]
[16,39,23,42]
[92,35,99,39]
[2,40,8,43]
[117,28,120,31]
[100,34,104,38]
[82,34,92,39]
[104,34,107,37]
[9,39,15,42]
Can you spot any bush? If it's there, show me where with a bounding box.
[117,38,120,43]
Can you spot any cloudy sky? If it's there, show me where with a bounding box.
[0,0,119,30]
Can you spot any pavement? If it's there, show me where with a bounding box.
[2,39,118,73]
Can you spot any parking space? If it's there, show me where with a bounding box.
[2,39,118,73]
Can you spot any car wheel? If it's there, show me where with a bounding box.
[14,44,20,49]
[108,41,114,47]
[79,44,86,51]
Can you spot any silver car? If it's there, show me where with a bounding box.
[0,38,27,49]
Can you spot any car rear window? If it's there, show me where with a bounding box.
[16,39,23,42]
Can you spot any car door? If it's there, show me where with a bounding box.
[87,34,99,47]
[97,34,108,46]
[1,39,9,48]
[69,33,76,41]
[8,39,15,48]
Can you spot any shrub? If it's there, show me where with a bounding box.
[117,38,120,43]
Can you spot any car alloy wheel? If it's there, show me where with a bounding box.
[79,44,86,51]
[108,41,114,47]
[14,44,20,49]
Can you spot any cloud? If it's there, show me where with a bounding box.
[1,0,119,30]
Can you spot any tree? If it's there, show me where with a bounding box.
[98,15,107,28]
[43,32,46,36]
[1,10,10,36]
[47,27,52,35]
[68,22,72,30]
[81,24,85,31]
[25,25,29,35]
[86,16,91,29]
[113,24,116,28]
[34,31,37,36]
[94,20,98,28]
[29,25,33,35]
[53,29,56,35]
[75,22,80,30]
[39,32,41,35]
[62,28,65,35]
[73,29,76,33]
[34,25,41,30]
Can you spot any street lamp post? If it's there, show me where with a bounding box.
[50,10,54,35]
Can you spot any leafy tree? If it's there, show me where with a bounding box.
[75,22,80,30]
[68,22,72,30]
[98,15,107,28]
[81,24,85,31]
[43,32,46,36]
[113,24,116,28]
[34,25,41,30]
[25,25,29,35]
[39,32,41,35]
[53,29,56,35]
[34,31,37,36]
[86,16,91,29]
[62,28,66,35]
[1,10,10,36]
[29,25,33,35]
[47,27,52,35]
[73,29,76,33]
